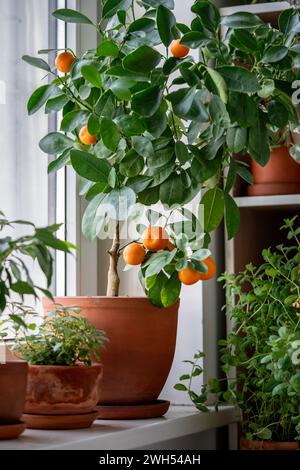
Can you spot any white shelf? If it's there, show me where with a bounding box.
[0,405,240,450]
[234,194,300,208]
[221,2,290,17]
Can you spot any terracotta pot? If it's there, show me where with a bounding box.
[248,146,300,196]
[0,361,28,423]
[43,297,179,405]
[240,437,299,450]
[24,363,102,415]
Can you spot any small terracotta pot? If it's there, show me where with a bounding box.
[248,146,300,196]
[24,363,102,415]
[43,297,179,405]
[240,437,299,450]
[0,361,28,423]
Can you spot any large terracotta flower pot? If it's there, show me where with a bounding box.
[240,437,299,450]
[0,361,28,422]
[248,145,300,196]
[24,363,102,415]
[43,296,179,418]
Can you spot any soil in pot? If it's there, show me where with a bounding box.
[0,360,28,439]
[240,437,299,450]
[248,145,300,196]
[43,296,179,419]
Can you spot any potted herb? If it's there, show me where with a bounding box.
[13,305,107,430]
[0,212,72,439]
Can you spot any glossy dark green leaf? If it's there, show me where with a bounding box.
[201,187,224,233]
[190,146,222,183]
[110,77,135,100]
[226,127,247,153]
[81,64,102,88]
[167,86,196,119]
[156,5,176,47]
[279,8,300,35]
[181,31,210,48]
[209,95,230,128]
[216,66,259,93]
[126,175,152,193]
[221,12,262,29]
[45,94,69,113]
[132,85,163,117]
[88,113,101,135]
[205,67,227,104]
[224,193,240,240]
[143,0,174,8]
[123,46,161,73]
[48,150,70,174]
[70,149,110,182]
[227,92,257,128]
[160,174,184,206]
[100,118,120,151]
[191,1,220,32]
[175,141,190,164]
[22,55,51,72]
[149,163,175,187]
[97,40,119,57]
[120,149,144,177]
[144,105,167,137]
[161,272,181,307]
[39,132,73,154]
[11,281,35,296]
[52,8,94,24]
[115,114,145,136]
[262,46,288,63]
[132,136,154,158]
[27,85,56,115]
[268,100,289,128]
[102,0,132,18]
[60,110,89,132]
[128,17,156,33]
[229,29,258,53]
[248,117,270,166]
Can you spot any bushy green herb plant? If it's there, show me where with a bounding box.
[13,305,108,366]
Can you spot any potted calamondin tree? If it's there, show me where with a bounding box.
[23,1,300,418]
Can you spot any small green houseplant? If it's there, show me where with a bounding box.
[177,217,300,449]
[13,305,108,430]
[0,212,72,437]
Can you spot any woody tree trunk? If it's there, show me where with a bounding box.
[106,221,120,297]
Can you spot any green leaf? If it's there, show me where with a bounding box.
[191,1,220,33]
[27,85,56,115]
[102,0,132,19]
[70,149,110,182]
[175,141,190,164]
[256,428,272,440]
[22,55,51,72]
[143,0,174,8]
[97,40,119,57]
[174,383,187,391]
[39,132,73,154]
[222,12,262,29]
[226,127,247,153]
[205,67,227,104]
[52,8,94,24]
[181,31,210,48]
[224,193,240,240]
[123,46,161,73]
[145,250,176,277]
[262,46,288,64]
[35,229,74,252]
[11,281,35,296]
[160,174,184,206]
[279,8,300,36]
[190,146,222,183]
[48,150,70,174]
[229,29,258,53]
[45,94,69,113]
[132,85,163,117]
[120,149,144,177]
[82,193,107,240]
[248,117,270,166]
[268,100,289,128]
[128,17,156,34]
[81,65,102,88]
[167,86,196,119]
[110,77,134,100]
[216,66,259,94]
[104,187,136,221]
[100,118,120,151]
[115,114,145,137]
[60,110,89,132]
[132,136,154,159]
[227,92,257,128]
[156,5,176,47]
[209,95,230,128]
[258,79,275,99]
[126,175,152,193]
[88,113,101,135]
[161,272,181,307]
[201,187,224,233]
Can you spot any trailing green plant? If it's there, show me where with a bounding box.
[23,1,300,301]
[13,305,108,366]
[0,211,75,314]
[177,217,300,442]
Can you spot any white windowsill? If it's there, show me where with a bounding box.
[1,405,241,450]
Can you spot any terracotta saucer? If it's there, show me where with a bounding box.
[248,182,300,196]
[0,421,26,440]
[23,410,99,430]
[96,399,170,420]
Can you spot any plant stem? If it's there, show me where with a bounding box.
[106,221,120,297]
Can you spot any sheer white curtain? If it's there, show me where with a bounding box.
[0,0,49,225]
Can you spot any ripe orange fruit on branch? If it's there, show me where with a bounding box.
[178,267,201,285]
[79,125,97,145]
[197,256,216,281]
[170,39,190,58]
[123,243,145,265]
[55,51,75,73]
[142,226,169,252]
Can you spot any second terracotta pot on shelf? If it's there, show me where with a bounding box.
[240,437,299,450]
[248,145,300,196]
[43,296,179,419]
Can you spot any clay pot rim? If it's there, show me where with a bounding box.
[27,363,102,370]
[0,360,27,366]
[44,296,180,307]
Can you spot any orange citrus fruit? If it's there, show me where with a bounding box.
[123,243,145,265]
[142,226,169,252]
[197,256,216,281]
[170,39,190,58]
[178,267,201,285]
[55,51,75,73]
[79,125,97,145]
